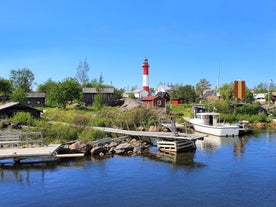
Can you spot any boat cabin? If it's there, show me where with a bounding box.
[195,112,220,126]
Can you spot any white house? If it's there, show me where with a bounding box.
[254,93,267,103]
[133,89,149,99]
[155,84,171,93]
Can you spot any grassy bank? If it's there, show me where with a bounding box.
[1,102,275,144]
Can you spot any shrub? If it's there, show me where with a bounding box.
[78,128,106,142]
[72,114,89,126]
[41,123,82,143]
[11,112,34,126]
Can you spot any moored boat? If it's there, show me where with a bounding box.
[237,120,253,135]
[189,112,240,137]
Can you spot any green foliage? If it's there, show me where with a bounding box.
[196,78,211,98]
[10,112,33,126]
[10,87,27,103]
[56,78,82,108]
[93,93,104,111]
[39,78,82,108]
[41,123,82,143]
[0,78,12,96]
[234,104,260,115]
[37,79,59,106]
[179,85,197,103]
[94,106,160,130]
[9,68,34,92]
[72,114,89,126]
[219,83,234,100]
[169,84,197,103]
[79,128,106,142]
[170,104,192,117]
[244,89,254,103]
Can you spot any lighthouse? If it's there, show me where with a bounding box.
[142,57,149,94]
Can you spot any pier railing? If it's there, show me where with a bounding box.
[0,132,46,148]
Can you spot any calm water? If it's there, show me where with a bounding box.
[1,129,276,207]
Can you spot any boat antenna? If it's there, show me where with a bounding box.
[217,58,221,93]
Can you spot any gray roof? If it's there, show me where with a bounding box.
[0,102,20,110]
[27,92,46,98]
[0,102,42,112]
[83,87,114,94]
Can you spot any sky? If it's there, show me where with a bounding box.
[0,0,275,91]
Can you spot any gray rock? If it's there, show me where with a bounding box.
[91,146,107,155]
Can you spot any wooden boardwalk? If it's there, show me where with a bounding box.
[93,126,206,153]
[0,132,84,162]
[93,127,205,141]
[0,144,61,160]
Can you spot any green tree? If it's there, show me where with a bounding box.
[56,78,82,108]
[178,85,197,103]
[9,68,35,92]
[98,73,104,87]
[244,89,254,103]
[11,87,26,102]
[37,79,59,106]
[169,84,181,99]
[0,78,12,96]
[93,93,104,111]
[111,87,124,106]
[253,82,268,93]
[76,58,90,86]
[219,83,234,100]
[196,78,211,99]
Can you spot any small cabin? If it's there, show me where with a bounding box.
[83,87,114,106]
[26,92,46,107]
[156,92,170,102]
[141,95,166,107]
[0,102,42,118]
[171,98,185,105]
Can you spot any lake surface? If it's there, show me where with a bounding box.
[1,129,276,207]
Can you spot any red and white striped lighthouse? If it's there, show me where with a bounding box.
[142,57,149,93]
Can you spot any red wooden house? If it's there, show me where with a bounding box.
[171,98,185,105]
[141,95,166,107]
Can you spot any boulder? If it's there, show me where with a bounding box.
[149,126,157,132]
[91,146,107,155]
[114,143,133,154]
[120,98,144,111]
[256,122,266,128]
[108,141,119,148]
[69,141,87,153]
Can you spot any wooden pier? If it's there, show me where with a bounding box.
[0,132,83,163]
[93,127,204,140]
[93,127,205,152]
[0,144,61,161]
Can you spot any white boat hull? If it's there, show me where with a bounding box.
[190,120,239,137]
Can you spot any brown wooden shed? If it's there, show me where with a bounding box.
[83,87,114,106]
[26,92,46,107]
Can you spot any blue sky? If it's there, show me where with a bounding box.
[0,0,275,91]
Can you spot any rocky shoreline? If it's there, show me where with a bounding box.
[58,137,152,158]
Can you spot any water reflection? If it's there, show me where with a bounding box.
[196,135,249,156]
[144,150,205,168]
[0,157,86,183]
[0,161,56,183]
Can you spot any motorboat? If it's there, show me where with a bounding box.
[189,112,240,137]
